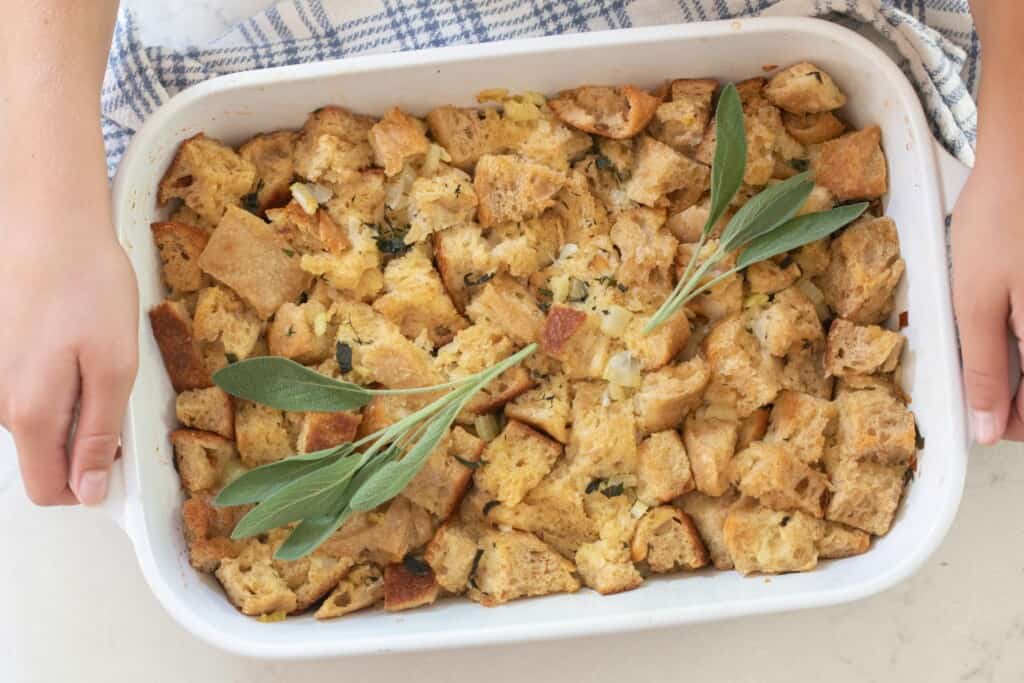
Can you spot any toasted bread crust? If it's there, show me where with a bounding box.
[149,300,212,392]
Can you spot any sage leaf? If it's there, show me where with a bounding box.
[213,356,372,412]
[273,507,354,561]
[719,172,814,252]
[348,398,462,511]
[215,444,351,507]
[737,202,869,269]
[704,83,747,236]
[231,453,365,539]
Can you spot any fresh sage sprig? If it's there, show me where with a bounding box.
[212,342,538,560]
[644,83,869,333]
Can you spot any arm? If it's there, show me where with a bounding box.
[0,0,138,504]
[952,1,1024,444]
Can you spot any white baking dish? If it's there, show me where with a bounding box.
[107,17,971,658]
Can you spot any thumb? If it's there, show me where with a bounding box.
[956,291,1011,445]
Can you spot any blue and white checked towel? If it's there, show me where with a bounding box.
[101,0,980,178]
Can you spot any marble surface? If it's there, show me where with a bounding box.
[6,1,1024,681]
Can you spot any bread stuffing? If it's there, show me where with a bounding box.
[150,63,917,621]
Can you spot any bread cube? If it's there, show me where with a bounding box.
[474,154,565,227]
[367,107,430,176]
[475,420,562,506]
[298,216,383,302]
[176,387,234,439]
[820,217,905,325]
[813,126,888,201]
[696,94,781,186]
[818,521,871,559]
[625,136,710,207]
[296,411,361,453]
[424,523,479,594]
[150,300,212,392]
[238,130,297,211]
[675,490,739,570]
[198,206,311,319]
[406,166,479,243]
[383,561,440,612]
[765,390,836,464]
[170,429,236,494]
[192,285,262,360]
[404,427,485,520]
[322,169,386,228]
[737,408,770,450]
[835,388,916,466]
[765,63,846,113]
[778,339,834,399]
[426,105,497,171]
[746,259,801,295]
[637,430,694,504]
[151,221,210,293]
[435,323,535,414]
[633,357,710,433]
[723,497,824,575]
[466,274,547,346]
[267,201,351,256]
[824,446,907,535]
[432,223,495,311]
[333,298,444,389]
[359,393,433,435]
[610,206,678,288]
[683,410,738,497]
[622,305,691,372]
[824,319,905,377]
[749,286,824,358]
[157,134,258,226]
[568,382,638,479]
[234,400,295,467]
[548,84,659,139]
[267,301,333,364]
[704,315,781,417]
[215,555,298,617]
[554,168,612,243]
[575,539,643,595]
[631,506,708,572]
[372,248,468,347]
[467,529,580,606]
[292,105,376,183]
[730,442,830,518]
[315,563,384,619]
[505,373,571,443]
[649,78,717,150]
[181,494,246,572]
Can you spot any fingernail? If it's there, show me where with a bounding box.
[971,410,999,445]
[77,470,109,506]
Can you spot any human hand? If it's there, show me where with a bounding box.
[951,141,1024,444]
[0,199,138,505]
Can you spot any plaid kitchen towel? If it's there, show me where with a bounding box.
[101,0,980,177]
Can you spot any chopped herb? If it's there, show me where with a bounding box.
[225,353,239,364]
[468,548,484,589]
[282,248,296,258]
[914,421,925,450]
[778,255,794,269]
[585,478,604,494]
[298,291,309,304]
[595,275,625,291]
[568,280,589,303]
[601,482,625,498]
[538,301,551,313]
[464,272,494,287]
[455,184,462,197]
[402,555,432,577]
[809,71,824,83]
[780,515,791,527]
[482,500,500,516]
[286,326,295,337]
[904,467,916,485]
[376,236,410,255]
[537,288,553,299]
[596,155,614,170]
[453,455,481,469]
[335,342,353,374]
[788,158,810,172]
[241,192,261,215]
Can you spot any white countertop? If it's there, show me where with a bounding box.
[5,2,1023,680]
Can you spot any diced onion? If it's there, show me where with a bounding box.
[474,414,502,441]
[603,351,643,388]
[476,88,508,103]
[420,143,446,176]
[550,274,571,303]
[796,278,830,321]
[522,91,547,107]
[744,293,770,309]
[568,278,589,302]
[607,381,632,401]
[504,98,541,122]
[310,183,333,204]
[559,243,579,259]
[312,311,329,337]
[630,500,650,519]
[290,182,320,214]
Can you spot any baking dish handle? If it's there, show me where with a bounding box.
[932,140,971,215]
[91,416,132,536]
